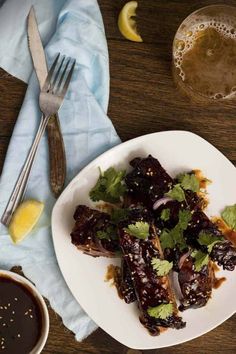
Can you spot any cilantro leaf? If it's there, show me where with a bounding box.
[166,184,185,202]
[160,209,191,251]
[106,225,118,240]
[96,231,110,240]
[151,258,173,276]
[160,225,187,251]
[160,229,175,249]
[171,225,187,251]
[221,204,236,230]
[89,167,126,203]
[111,208,129,224]
[147,303,173,320]
[160,208,170,221]
[198,231,223,253]
[96,225,118,241]
[191,250,209,272]
[178,209,192,230]
[124,221,149,239]
[177,173,200,193]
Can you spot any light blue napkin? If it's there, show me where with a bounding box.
[0,0,120,341]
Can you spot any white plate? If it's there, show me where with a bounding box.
[52,131,236,349]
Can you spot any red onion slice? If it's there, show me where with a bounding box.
[153,196,173,210]
[94,237,114,257]
[178,251,191,269]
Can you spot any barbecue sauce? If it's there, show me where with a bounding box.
[210,262,226,289]
[0,275,42,354]
[212,217,236,247]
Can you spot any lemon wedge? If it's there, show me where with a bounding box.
[118,1,143,42]
[9,200,44,244]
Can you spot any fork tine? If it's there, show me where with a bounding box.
[55,58,71,93]
[59,59,76,98]
[42,53,60,92]
[51,56,65,91]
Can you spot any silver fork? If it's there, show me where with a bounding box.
[1,53,76,226]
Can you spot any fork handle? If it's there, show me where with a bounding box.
[1,114,50,227]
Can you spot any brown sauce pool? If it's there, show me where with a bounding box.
[193,169,212,190]
[213,276,226,289]
[212,217,236,247]
[193,169,211,209]
[211,262,226,289]
[105,265,123,299]
[0,275,42,354]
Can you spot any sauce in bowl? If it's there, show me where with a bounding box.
[0,275,43,354]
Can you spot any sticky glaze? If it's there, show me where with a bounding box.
[0,276,42,354]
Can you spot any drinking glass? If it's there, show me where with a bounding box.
[172,5,236,103]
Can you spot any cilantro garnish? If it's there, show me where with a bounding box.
[198,231,223,253]
[111,208,129,224]
[106,225,118,240]
[178,209,192,230]
[191,250,209,272]
[124,221,149,240]
[221,204,236,230]
[166,184,185,202]
[96,230,110,240]
[177,173,200,193]
[171,226,187,251]
[160,208,170,222]
[147,303,173,320]
[160,225,187,251]
[89,167,126,203]
[96,225,118,241]
[160,209,191,251]
[160,229,175,249]
[151,258,173,276]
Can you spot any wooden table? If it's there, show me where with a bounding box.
[0,0,236,353]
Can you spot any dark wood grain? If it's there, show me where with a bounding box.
[0,0,236,353]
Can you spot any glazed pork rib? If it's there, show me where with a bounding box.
[156,201,236,271]
[186,210,236,271]
[127,155,236,271]
[178,255,214,311]
[125,155,174,209]
[71,205,119,257]
[71,205,137,302]
[119,207,185,335]
[125,155,202,210]
[119,258,137,304]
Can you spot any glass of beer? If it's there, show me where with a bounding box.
[172,5,236,102]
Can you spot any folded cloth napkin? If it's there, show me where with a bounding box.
[0,0,120,341]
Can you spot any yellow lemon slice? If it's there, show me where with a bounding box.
[9,200,44,244]
[118,1,143,42]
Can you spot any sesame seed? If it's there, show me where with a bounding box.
[4,307,7,310]
[0,307,3,310]
[30,315,33,319]
[10,319,13,322]
[2,323,6,327]
[7,304,10,307]
[17,334,21,338]
[1,346,5,349]
[12,311,15,315]
[14,298,18,301]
